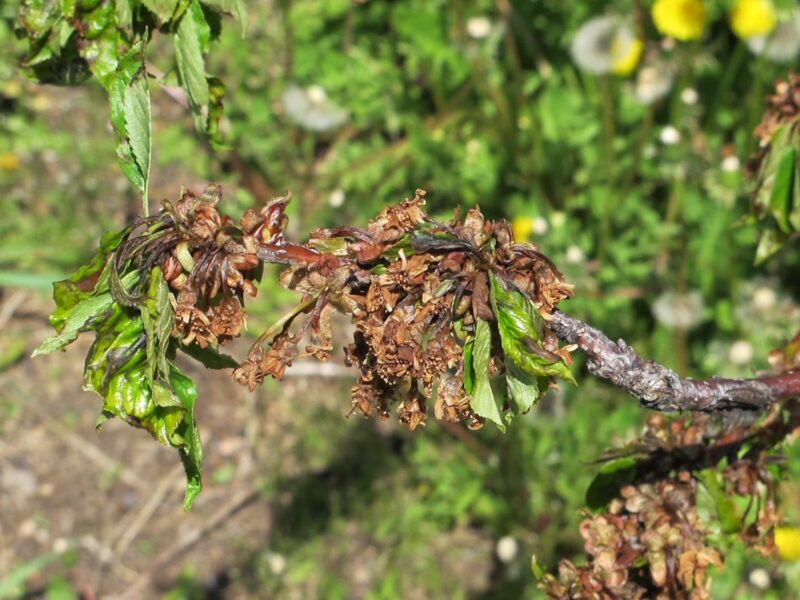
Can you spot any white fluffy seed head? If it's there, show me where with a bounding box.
[496,536,519,563]
[729,340,754,365]
[565,245,585,265]
[659,125,681,145]
[752,287,777,311]
[721,155,741,173]
[652,291,704,330]
[680,87,699,105]
[467,16,492,39]
[329,189,346,208]
[749,567,771,590]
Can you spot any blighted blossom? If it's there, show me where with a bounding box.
[233,189,576,430]
[537,410,790,598]
[752,73,800,149]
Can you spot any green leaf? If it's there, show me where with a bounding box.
[84,302,203,508]
[123,64,152,210]
[504,362,539,414]
[206,75,227,148]
[201,0,247,35]
[469,319,505,431]
[178,342,238,369]
[17,1,60,39]
[108,43,149,194]
[32,292,115,356]
[769,147,796,234]
[115,0,133,29]
[0,551,60,599]
[696,469,740,534]
[49,226,131,332]
[170,366,203,510]
[462,339,474,395]
[754,228,787,265]
[35,266,139,357]
[61,0,78,19]
[380,234,415,261]
[489,274,575,386]
[139,268,173,385]
[141,0,179,23]
[585,456,638,510]
[175,0,211,132]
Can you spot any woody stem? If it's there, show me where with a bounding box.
[549,310,800,412]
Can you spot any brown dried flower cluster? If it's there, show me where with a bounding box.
[113,185,286,349]
[233,189,574,429]
[112,187,574,429]
[747,73,800,178]
[538,406,798,598]
[753,73,800,148]
[544,476,722,600]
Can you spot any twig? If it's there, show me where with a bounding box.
[23,397,150,492]
[116,487,261,600]
[0,290,27,330]
[111,464,185,556]
[549,310,800,412]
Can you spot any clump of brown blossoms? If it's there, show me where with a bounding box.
[232,189,575,430]
[545,476,722,600]
[112,187,576,431]
[112,185,275,348]
[753,72,800,150]
[537,400,799,599]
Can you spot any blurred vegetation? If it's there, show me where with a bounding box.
[2,0,800,597]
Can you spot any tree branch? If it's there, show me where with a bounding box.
[549,310,800,412]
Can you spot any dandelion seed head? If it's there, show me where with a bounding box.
[680,87,699,105]
[746,11,800,62]
[565,245,585,265]
[659,125,681,145]
[281,84,349,132]
[467,16,492,39]
[635,63,674,105]
[570,16,641,75]
[728,340,754,365]
[496,536,519,563]
[329,189,345,208]
[652,290,704,329]
[721,155,741,173]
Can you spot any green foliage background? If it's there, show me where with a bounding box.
[2,0,800,597]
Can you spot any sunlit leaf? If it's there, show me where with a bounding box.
[123,63,152,209]
[769,147,796,234]
[489,273,575,385]
[175,0,211,133]
[141,0,179,24]
[469,319,505,431]
[201,0,248,35]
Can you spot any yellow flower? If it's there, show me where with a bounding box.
[611,38,644,75]
[775,526,800,561]
[652,0,706,41]
[0,152,19,171]
[730,0,776,40]
[512,216,535,241]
